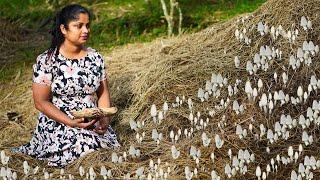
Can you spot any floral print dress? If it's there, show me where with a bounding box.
[12,47,120,167]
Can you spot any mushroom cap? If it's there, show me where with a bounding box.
[300,16,308,27]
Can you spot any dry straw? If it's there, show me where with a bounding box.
[1,0,320,178]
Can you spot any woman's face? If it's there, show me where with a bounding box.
[61,13,90,46]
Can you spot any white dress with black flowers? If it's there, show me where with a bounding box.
[12,47,120,167]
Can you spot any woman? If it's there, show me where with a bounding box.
[12,4,120,167]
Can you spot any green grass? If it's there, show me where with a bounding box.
[0,44,48,83]
[183,0,266,26]
[0,0,52,29]
[216,0,266,20]
[0,0,266,47]
[0,61,29,82]
[87,0,266,48]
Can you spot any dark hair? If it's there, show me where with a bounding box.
[48,4,91,59]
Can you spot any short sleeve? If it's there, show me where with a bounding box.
[32,52,53,86]
[97,52,108,81]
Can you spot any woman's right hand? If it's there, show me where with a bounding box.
[69,118,97,129]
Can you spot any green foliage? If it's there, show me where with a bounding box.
[0,0,51,25]
[87,1,165,48]
[1,0,266,47]
[87,0,266,47]
[0,45,47,83]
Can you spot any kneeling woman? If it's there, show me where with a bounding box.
[12,4,120,167]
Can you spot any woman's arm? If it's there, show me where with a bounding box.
[96,78,111,108]
[94,79,112,134]
[32,83,96,128]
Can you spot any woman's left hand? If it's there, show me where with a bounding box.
[93,116,110,135]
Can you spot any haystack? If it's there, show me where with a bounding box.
[1,0,320,179]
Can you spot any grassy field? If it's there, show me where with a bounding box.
[0,0,266,83]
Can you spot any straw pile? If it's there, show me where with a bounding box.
[1,0,320,179]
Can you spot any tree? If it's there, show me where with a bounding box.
[159,0,183,36]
